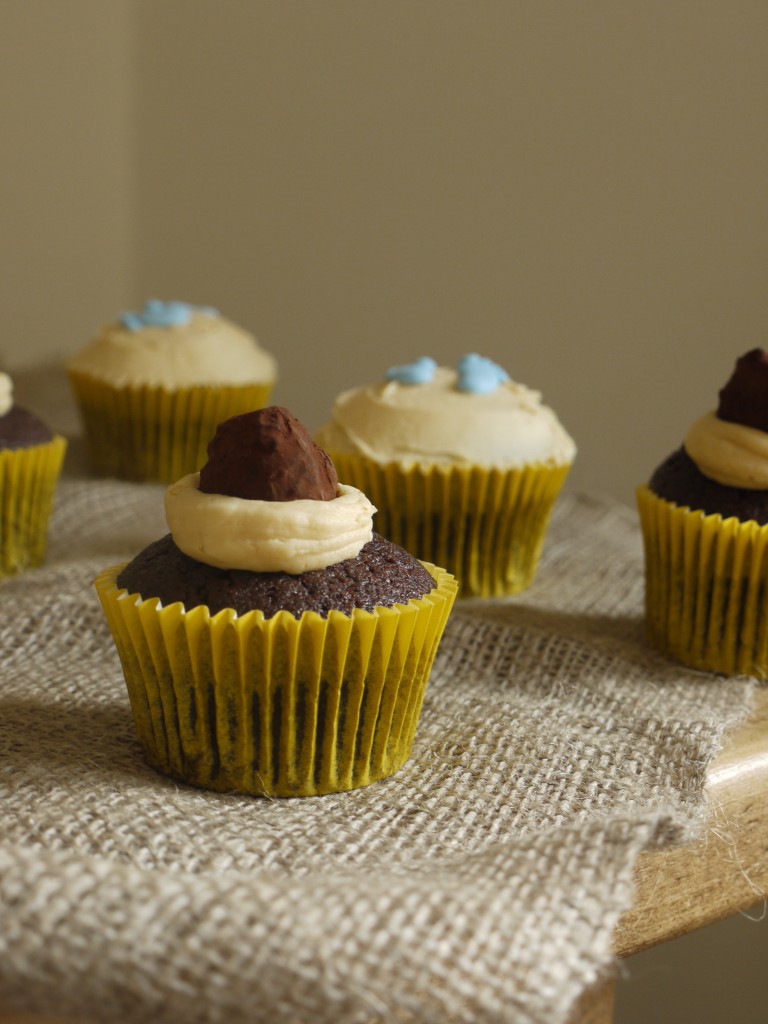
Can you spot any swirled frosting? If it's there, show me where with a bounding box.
[0,372,12,417]
[160,407,376,574]
[165,475,375,573]
[68,306,276,388]
[679,350,768,490]
[315,363,576,468]
[685,412,768,489]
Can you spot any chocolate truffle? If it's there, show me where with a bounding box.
[717,348,768,433]
[199,406,337,501]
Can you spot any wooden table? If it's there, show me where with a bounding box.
[571,685,768,1023]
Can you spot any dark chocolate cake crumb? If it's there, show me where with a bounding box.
[649,446,768,525]
[117,532,435,618]
[0,405,53,451]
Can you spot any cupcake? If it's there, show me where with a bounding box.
[637,348,768,677]
[95,407,456,796]
[0,372,67,577]
[68,300,277,482]
[315,355,576,597]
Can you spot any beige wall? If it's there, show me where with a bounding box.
[0,1,133,370]
[2,2,768,505]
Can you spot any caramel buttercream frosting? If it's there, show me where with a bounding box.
[0,373,12,417]
[68,301,276,389]
[685,413,768,489]
[164,407,375,574]
[315,355,576,468]
[684,349,768,490]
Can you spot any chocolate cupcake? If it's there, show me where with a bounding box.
[0,372,67,576]
[96,407,457,796]
[637,349,768,676]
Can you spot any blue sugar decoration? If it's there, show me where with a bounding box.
[119,300,218,332]
[456,354,510,394]
[119,312,146,331]
[386,356,437,386]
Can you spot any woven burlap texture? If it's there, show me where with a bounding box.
[0,478,756,1024]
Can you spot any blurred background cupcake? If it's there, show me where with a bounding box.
[68,300,277,482]
[315,354,576,598]
[95,406,456,797]
[0,371,67,576]
[637,349,768,677]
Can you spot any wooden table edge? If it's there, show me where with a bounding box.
[614,684,768,958]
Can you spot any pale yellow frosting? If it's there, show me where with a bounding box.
[0,372,12,416]
[68,311,277,389]
[164,474,376,574]
[315,366,576,468]
[685,411,768,489]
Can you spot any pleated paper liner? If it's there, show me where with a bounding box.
[637,485,768,677]
[328,453,571,598]
[95,563,457,796]
[68,371,273,483]
[0,436,67,577]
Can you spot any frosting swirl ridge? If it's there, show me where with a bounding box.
[68,311,276,388]
[0,372,12,417]
[685,411,768,489]
[316,365,575,468]
[165,475,376,574]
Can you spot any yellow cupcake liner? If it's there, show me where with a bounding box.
[0,436,67,577]
[327,453,571,598]
[637,485,768,677]
[68,371,273,483]
[95,563,457,796]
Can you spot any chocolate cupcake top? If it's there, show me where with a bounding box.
[649,349,768,522]
[116,531,434,619]
[0,372,53,451]
[118,406,436,617]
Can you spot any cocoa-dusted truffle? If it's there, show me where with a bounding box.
[199,406,337,501]
[717,348,768,432]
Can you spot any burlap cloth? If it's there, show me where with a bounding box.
[0,458,757,1023]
